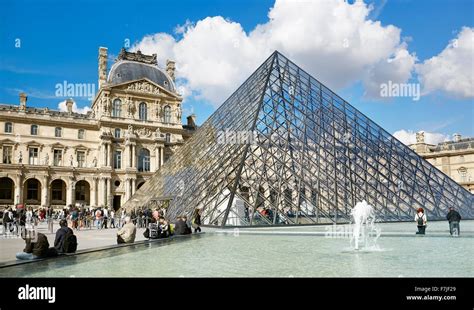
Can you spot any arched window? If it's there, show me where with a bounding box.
[112,99,121,118]
[138,148,150,172]
[31,125,38,135]
[165,133,171,143]
[139,102,147,121]
[4,122,12,133]
[164,105,171,123]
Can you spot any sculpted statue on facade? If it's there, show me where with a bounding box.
[416,131,425,144]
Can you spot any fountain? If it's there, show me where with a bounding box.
[351,200,381,250]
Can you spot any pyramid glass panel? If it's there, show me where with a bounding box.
[124,51,474,227]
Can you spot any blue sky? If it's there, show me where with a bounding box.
[0,0,472,143]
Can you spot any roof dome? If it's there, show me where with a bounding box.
[107,60,176,93]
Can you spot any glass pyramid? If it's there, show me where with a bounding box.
[124,51,473,227]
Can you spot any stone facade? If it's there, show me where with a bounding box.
[0,47,196,210]
[410,132,474,193]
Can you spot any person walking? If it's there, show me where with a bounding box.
[415,207,427,235]
[192,208,202,233]
[110,210,115,228]
[446,207,462,236]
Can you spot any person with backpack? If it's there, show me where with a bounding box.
[446,207,462,236]
[117,216,136,244]
[54,219,77,253]
[415,207,427,235]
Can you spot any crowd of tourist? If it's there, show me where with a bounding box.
[5,204,203,261]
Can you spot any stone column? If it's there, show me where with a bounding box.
[155,146,160,171]
[132,145,136,168]
[90,177,98,207]
[131,178,136,196]
[41,175,49,207]
[124,178,130,202]
[14,174,22,205]
[124,143,130,168]
[98,177,105,206]
[160,147,164,166]
[66,178,75,207]
[109,144,113,168]
[106,177,112,208]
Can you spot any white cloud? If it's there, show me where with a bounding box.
[57,100,91,114]
[363,45,417,98]
[416,27,474,98]
[131,0,416,106]
[393,129,450,146]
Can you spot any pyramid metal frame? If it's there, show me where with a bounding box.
[124,51,474,227]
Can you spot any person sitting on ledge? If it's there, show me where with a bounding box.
[117,216,136,244]
[54,219,77,253]
[16,231,49,260]
[158,217,170,238]
[174,215,191,235]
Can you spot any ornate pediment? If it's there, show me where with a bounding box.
[125,80,161,95]
[50,142,67,149]
[109,78,179,98]
[0,138,18,146]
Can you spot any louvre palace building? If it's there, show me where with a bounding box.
[0,47,196,210]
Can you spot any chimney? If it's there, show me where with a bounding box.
[98,47,108,89]
[66,98,74,114]
[166,59,176,81]
[19,92,27,110]
[453,133,462,142]
[187,114,196,128]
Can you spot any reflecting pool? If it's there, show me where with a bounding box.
[1,221,472,277]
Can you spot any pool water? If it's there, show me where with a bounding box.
[1,221,473,277]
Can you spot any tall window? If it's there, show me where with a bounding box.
[28,147,39,165]
[53,149,62,166]
[55,127,62,137]
[139,102,147,121]
[51,180,64,201]
[164,105,171,123]
[0,178,13,200]
[31,125,38,135]
[4,122,12,133]
[78,129,85,139]
[114,128,121,138]
[114,151,122,169]
[77,151,85,168]
[26,179,40,201]
[2,146,12,164]
[165,133,171,143]
[138,148,150,172]
[112,99,121,117]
